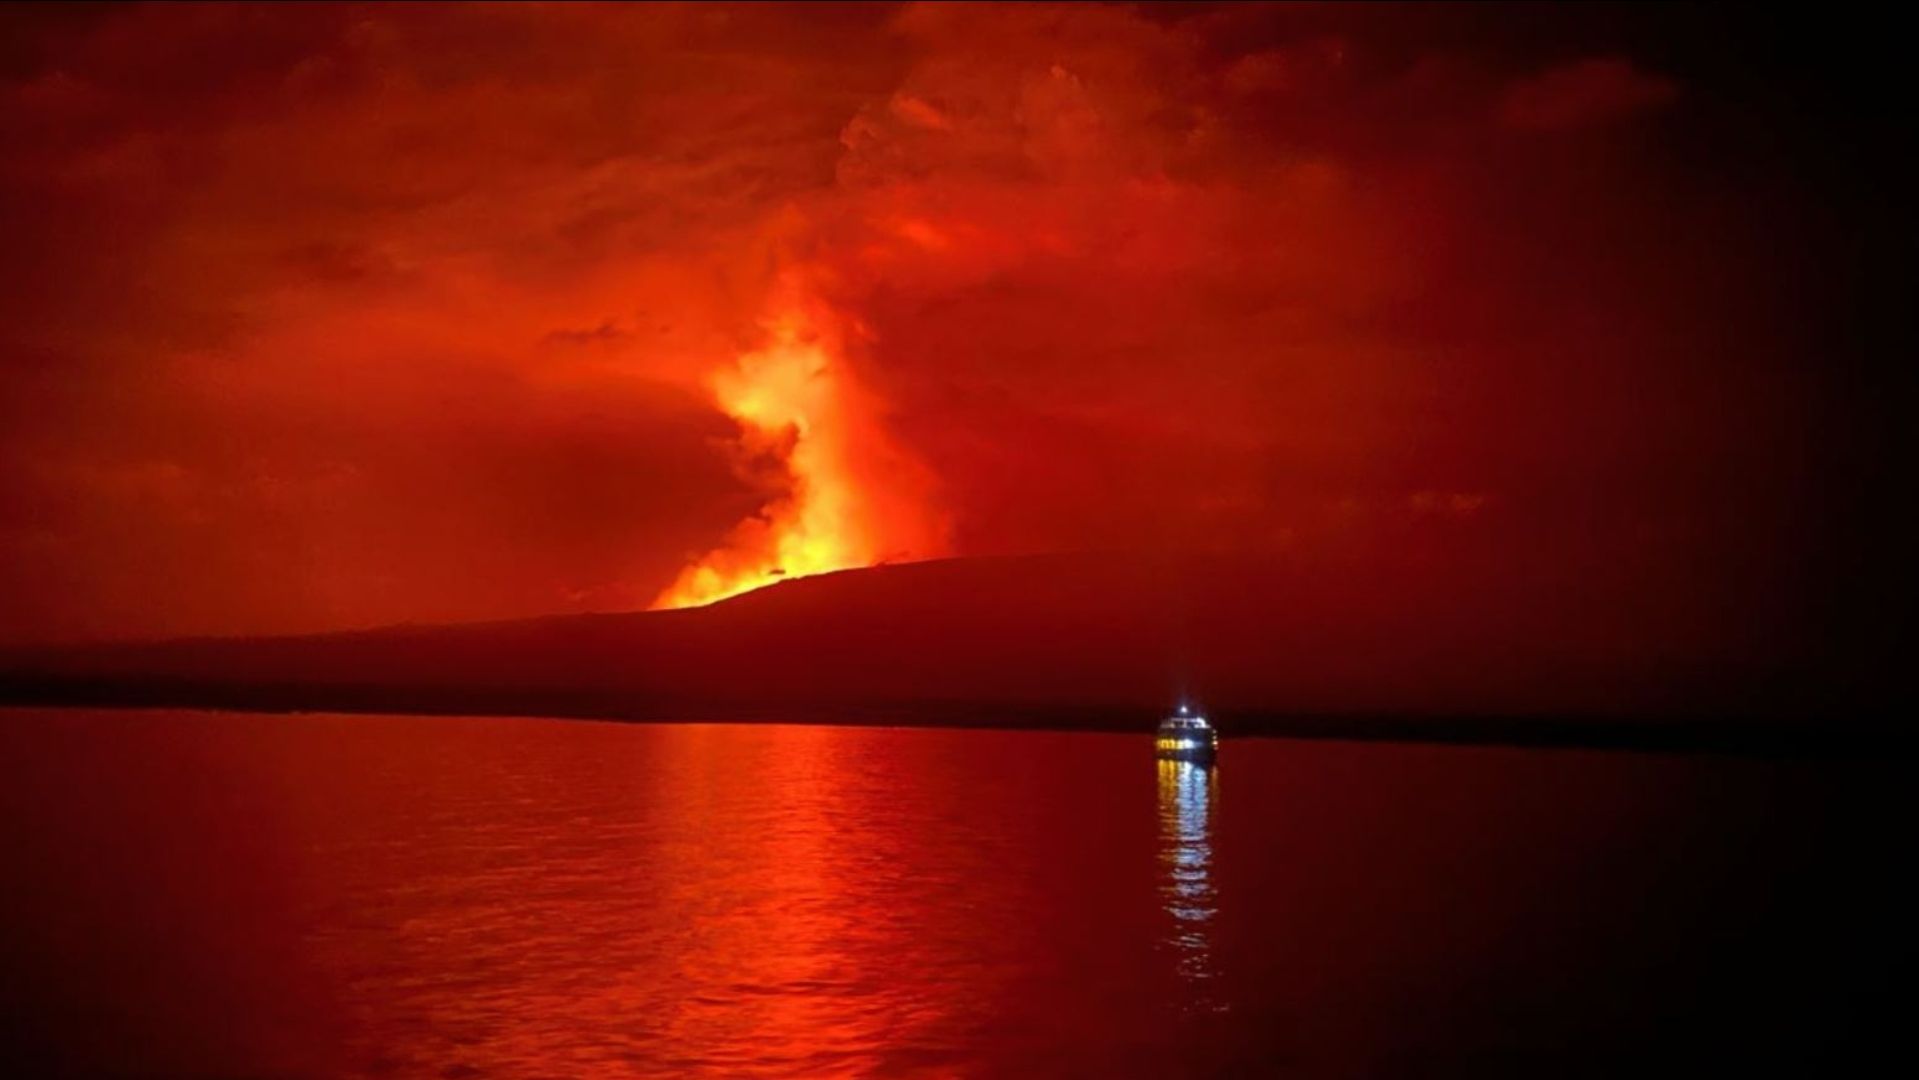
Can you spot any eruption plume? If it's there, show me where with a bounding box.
[652,282,945,609]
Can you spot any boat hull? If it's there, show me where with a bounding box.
[1154,742,1217,764]
[1157,710,1218,763]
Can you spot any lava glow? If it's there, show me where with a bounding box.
[653,296,937,609]
[0,1,1872,659]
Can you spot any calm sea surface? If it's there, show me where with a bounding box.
[0,709,1904,1077]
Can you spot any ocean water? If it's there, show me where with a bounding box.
[0,709,1903,1077]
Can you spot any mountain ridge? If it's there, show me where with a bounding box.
[0,548,1898,753]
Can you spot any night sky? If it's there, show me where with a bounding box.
[0,3,1904,707]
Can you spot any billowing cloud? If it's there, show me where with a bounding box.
[0,3,1886,653]
[1499,57,1678,131]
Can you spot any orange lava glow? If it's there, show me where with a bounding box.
[653,289,941,609]
[0,1,1876,658]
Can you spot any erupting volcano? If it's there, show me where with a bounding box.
[0,4,1905,1075]
[654,282,946,609]
[0,0,1893,707]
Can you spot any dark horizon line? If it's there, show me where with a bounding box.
[2,678,1906,760]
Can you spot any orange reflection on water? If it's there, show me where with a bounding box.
[1156,758,1219,1001]
[282,720,991,1077]
[644,723,941,1072]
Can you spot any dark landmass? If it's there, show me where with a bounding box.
[1,545,1903,756]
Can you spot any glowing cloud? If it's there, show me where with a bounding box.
[653,278,946,608]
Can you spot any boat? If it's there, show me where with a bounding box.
[1155,704,1218,763]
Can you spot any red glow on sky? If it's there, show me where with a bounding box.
[0,2,1888,658]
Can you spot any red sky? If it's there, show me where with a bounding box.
[0,3,1900,653]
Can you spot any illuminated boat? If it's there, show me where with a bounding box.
[1155,704,1218,763]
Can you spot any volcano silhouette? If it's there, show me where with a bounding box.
[0,534,1893,752]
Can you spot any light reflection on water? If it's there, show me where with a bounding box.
[2,709,1896,1077]
[1155,758,1220,1005]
